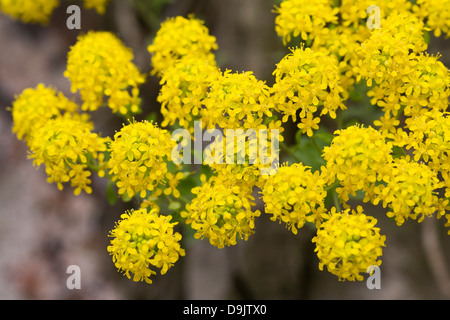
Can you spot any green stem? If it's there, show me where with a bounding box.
[332,190,342,212]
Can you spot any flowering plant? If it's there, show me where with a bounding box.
[5,0,450,284]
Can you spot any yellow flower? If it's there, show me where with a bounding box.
[312,206,386,281]
[148,15,218,77]
[355,11,426,86]
[0,0,59,24]
[82,0,110,14]
[181,174,261,249]
[10,84,78,143]
[340,0,412,28]
[273,0,339,44]
[272,46,345,135]
[322,125,393,203]
[203,124,282,190]
[157,55,220,131]
[163,172,185,199]
[107,208,185,284]
[201,70,275,131]
[311,25,371,97]
[261,163,328,234]
[64,31,145,115]
[372,157,444,226]
[413,0,450,38]
[28,113,108,195]
[107,120,175,199]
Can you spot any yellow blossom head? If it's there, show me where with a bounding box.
[274,0,339,44]
[372,158,443,226]
[28,113,108,195]
[10,84,78,143]
[64,31,145,115]
[323,125,393,203]
[107,120,175,199]
[82,0,110,14]
[0,0,59,24]
[272,46,345,136]
[107,208,185,284]
[158,55,220,130]
[413,0,450,38]
[261,163,328,234]
[312,206,386,281]
[181,174,261,249]
[148,15,218,77]
[201,70,275,131]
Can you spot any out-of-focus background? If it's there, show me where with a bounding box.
[0,0,449,299]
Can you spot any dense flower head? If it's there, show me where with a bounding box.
[273,0,338,44]
[0,0,59,24]
[83,0,110,14]
[107,208,185,284]
[10,84,78,143]
[272,46,345,136]
[311,25,371,96]
[413,0,450,38]
[157,55,220,131]
[312,206,386,281]
[355,11,427,88]
[203,125,281,189]
[147,15,218,77]
[64,31,145,115]
[181,174,261,249]
[340,0,412,28]
[323,125,393,203]
[261,163,328,234]
[372,157,444,226]
[201,70,275,130]
[402,110,450,166]
[107,120,175,199]
[371,53,449,138]
[28,113,108,195]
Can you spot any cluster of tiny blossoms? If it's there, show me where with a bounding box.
[0,0,110,24]
[271,0,450,281]
[8,0,450,285]
[65,31,146,116]
[10,84,108,195]
[107,208,185,283]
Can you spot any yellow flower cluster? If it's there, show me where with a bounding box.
[0,0,59,24]
[9,0,450,287]
[10,84,108,195]
[414,0,450,38]
[10,84,78,142]
[0,0,110,24]
[322,125,393,203]
[372,158,444,226]
[261,163,328,234]
[147,15,218,77]
[82,0,110,15]
[65,31,145,116]
[157,55,220,131]
[28,114,107,195]
[204,127,281,191]
[202,70,275,130]
[107,120,176,199]
[181,174,260,249]
[274,0,339,44]
[312,207,386,281]
[272,46,345,136]
[107,208,185,283]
